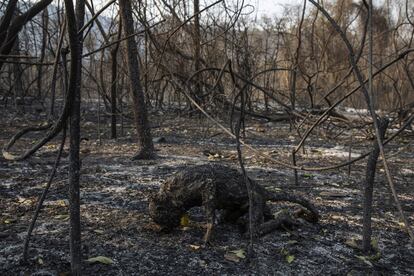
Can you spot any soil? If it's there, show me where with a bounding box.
[0,105,413,275]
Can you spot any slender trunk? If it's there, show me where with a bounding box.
[119,0,154,159]
[120,74,125,136]
[12,34,23,112]
[37,8,49,100]
[144,0,149,109]
[110,18,122,139]
[263,31,269,112]
[48,20,66,120]
[193,0,201,109]
[61,47,69,98]
[362,118,388,253]
[290,0,307,111]
[110,49,118,139]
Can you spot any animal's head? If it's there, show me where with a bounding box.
[148,194,183,231]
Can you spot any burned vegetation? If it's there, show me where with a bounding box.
[1,0,414,275]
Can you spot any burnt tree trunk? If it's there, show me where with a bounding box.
[193,0,201,110]
[0,0,53,70]
[110,48,118,139]
[362,118,388,253]
[48,21,66,120]
[37,8,49,100]
[0,0,18,44]
[290,0,306,111]
[64,0,84,274]
[110,18,122,139]
[119,0,154,159]
[12,34,23,112]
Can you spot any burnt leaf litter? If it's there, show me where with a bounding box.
[1,108,413,275]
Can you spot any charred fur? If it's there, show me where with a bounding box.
[149,164,319,242]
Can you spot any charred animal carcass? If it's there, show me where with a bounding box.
[148,164,319,242]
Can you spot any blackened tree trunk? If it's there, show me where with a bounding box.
[64,0,84,274]
[362,118,388,253]
[193,0,201,109]
[48,21,66,120]
[110,48,118,139]
[110,19,122,139]
[37,8,49,100]
[290,0,306,111]
[0,0,18,44]
[0,0,53,70]
[12,34,23,112]
[119,0,154,159]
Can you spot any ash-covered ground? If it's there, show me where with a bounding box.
[1,106,413,275]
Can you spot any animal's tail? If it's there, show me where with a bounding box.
[265,190,320,222]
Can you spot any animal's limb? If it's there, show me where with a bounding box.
[202,180,216,243]
[257,210,299,236]
[265,191,319,222]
